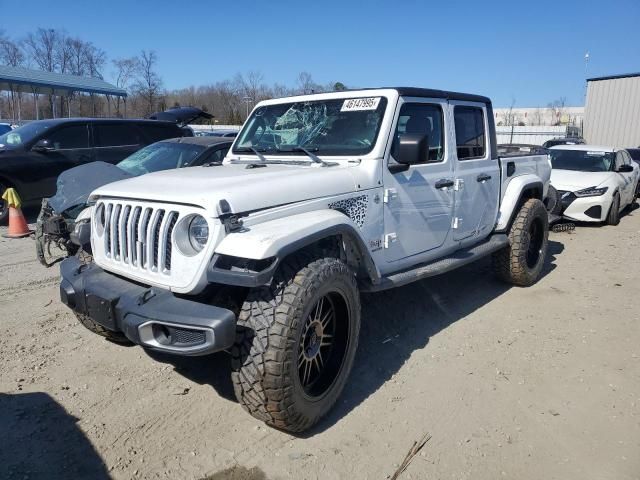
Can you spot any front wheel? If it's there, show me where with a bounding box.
[231,254,361,433]
[606,193,620,226]
[493,198,549,286]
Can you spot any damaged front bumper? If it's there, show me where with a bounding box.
[59,257,237,355]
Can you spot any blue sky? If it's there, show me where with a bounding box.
[2,0,639,107]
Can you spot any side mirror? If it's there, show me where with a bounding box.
[396,133,429,165]
[616,164,634,173]
[32,139,54,152]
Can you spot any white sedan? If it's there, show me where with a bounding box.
[549,145,639,225]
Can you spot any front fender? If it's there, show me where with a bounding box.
[208,209,379,287]
[496,174,544,231]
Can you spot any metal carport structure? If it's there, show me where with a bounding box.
[0,64,127,121]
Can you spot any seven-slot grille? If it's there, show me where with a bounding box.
[100,201,179,273]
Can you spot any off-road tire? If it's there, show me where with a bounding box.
[606,193,620,226]
[73,248,130,343]
[493,198,549,287]
[231,254,361,433]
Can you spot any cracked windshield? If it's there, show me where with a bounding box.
[234,97,388,156]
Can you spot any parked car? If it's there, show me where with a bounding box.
[59,87,551,433]
[194,129,239,138]
[0,108,212,223]
[549,145,639,225]
[0,119,183,223]
[0,123,12,135]
[542,137,585,149]
[626,147,640,165]
[36,136,232,266]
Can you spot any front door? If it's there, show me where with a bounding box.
[449,103,500,242]
[382,98,455,262]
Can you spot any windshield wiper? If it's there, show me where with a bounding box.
[276,146,331,167]
[235,146,267,162]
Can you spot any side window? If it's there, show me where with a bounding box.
[391,103,445,163]
[95,124,142,147]
[48,125,89,149]
[623,151,632,165]
[454,106,486,160]
[141,124,181,143]
[614,152,625,169]
[194,146,229,166]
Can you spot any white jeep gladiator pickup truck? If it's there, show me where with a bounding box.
[59,87,552,432]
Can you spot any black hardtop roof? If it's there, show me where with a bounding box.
[160,136,233,147]
[383,87,491,104]
[273,87,492,105]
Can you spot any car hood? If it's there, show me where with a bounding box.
[91,162,360,217]
[550,169,612,191]
[48,161,133,213]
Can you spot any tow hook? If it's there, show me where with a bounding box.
[138,289,157,306]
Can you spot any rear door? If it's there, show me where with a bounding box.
[93,123,143,164]
[382,97,455,262]
[29,123,94,197]
[616,151,638,205]
[450,103,500,242]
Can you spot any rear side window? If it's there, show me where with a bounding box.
[95,124,141,147]
[391,103,445,163]
[454,106,486,160]
[139,124,182,143]
[48,125,89,149]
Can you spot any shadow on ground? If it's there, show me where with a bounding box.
[0,392,110,480]
[149,240,564,437]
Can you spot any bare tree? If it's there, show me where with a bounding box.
[134,50,163,116]
[500,98,517,126]
[0,32,26,121]
[112,57,138,116]
[296,71,315,95]
[547,97,567,126]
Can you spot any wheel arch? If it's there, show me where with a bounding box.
[496,175,544,232]
[207,209,380,288]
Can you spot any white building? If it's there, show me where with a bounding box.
[493,106,584,127]
[584,73,640,148]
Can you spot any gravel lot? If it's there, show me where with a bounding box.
[1,208,639,480]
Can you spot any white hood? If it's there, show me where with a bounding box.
[550,169,612,191]
[90,162,361,217]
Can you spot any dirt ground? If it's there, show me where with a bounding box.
[1,207,639,480]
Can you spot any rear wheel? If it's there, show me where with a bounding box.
[231,254,361,433]
[493,198,549,286]
[606,193,620,226]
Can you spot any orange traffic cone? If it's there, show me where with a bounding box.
[2,188,32,238]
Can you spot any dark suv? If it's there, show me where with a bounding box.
[0,118,186,221]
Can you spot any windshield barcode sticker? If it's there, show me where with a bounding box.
[341,97,381,112]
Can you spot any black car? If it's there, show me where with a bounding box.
[194,129,239,138]
[542,137,585,149]
[0,118,186,222]
[626,148,640,165]
[36,136,232,266]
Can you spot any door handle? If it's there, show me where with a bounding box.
[435,179,454,189]
[477,173,492,182]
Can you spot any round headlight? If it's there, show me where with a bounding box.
[188,215,209,252]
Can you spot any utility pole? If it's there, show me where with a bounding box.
[584,52,590,101]
[242,96,253,119]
